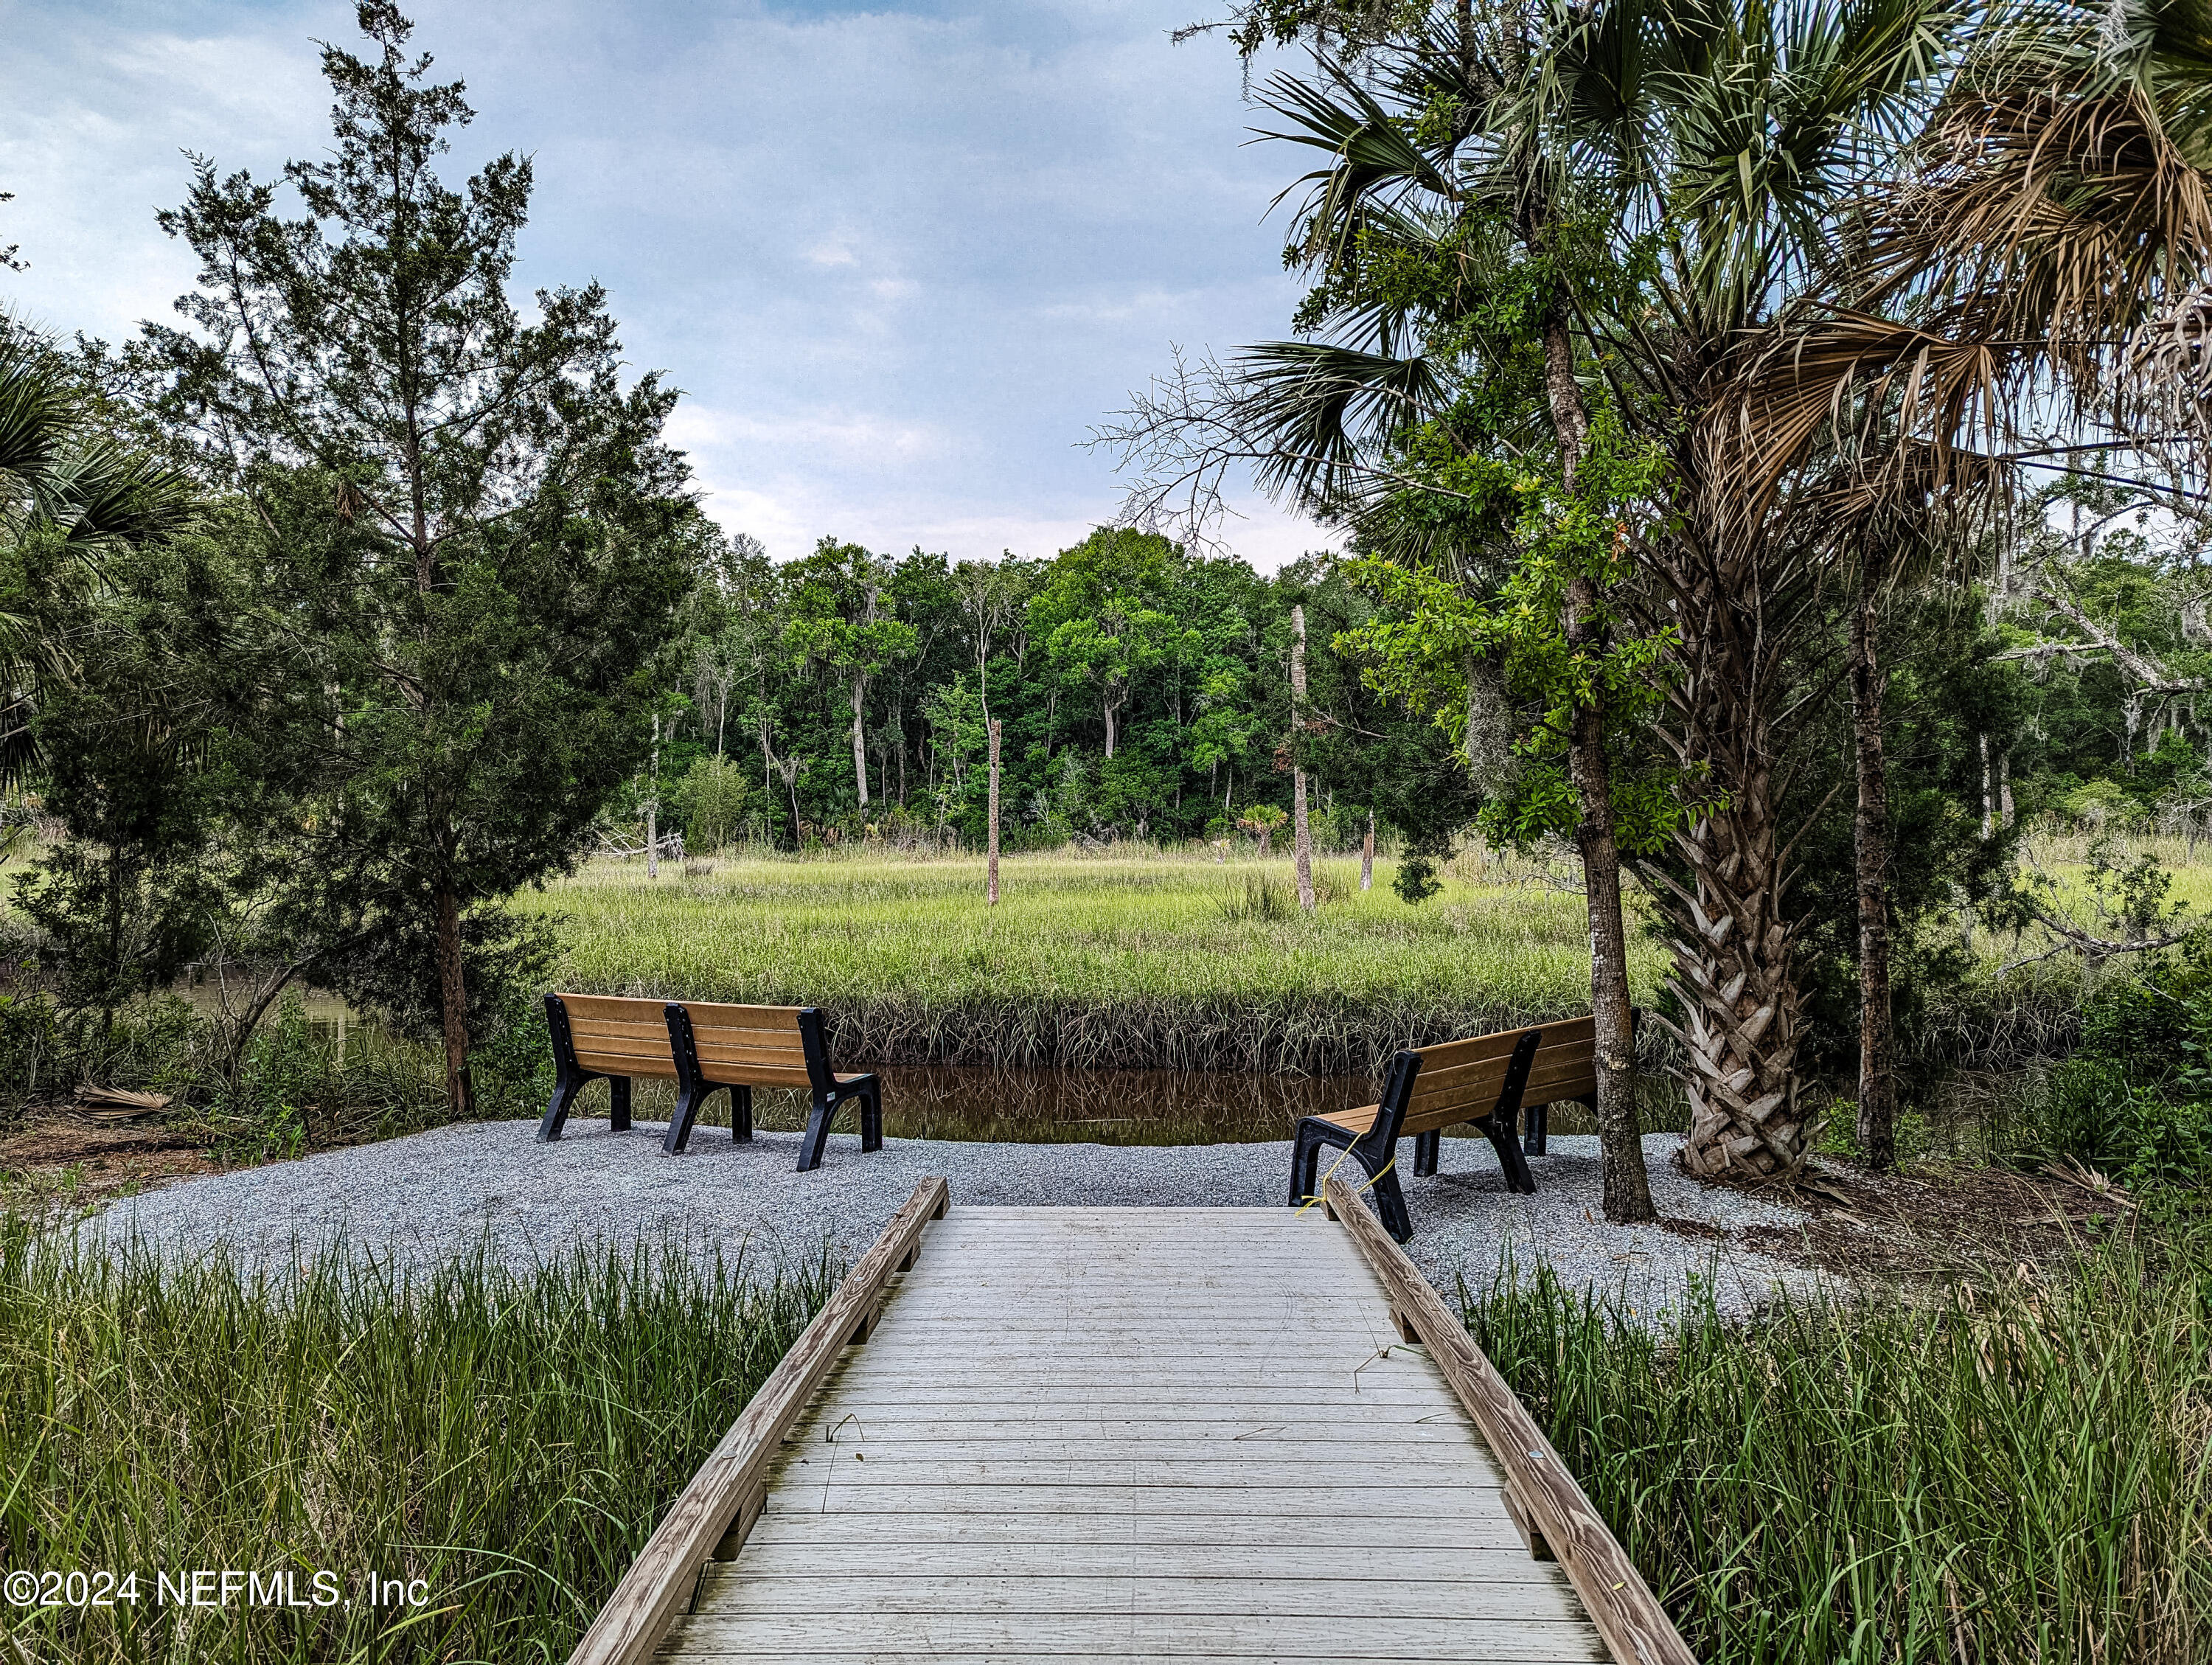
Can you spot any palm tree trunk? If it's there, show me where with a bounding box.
[1658,546,1806,1180]
[1851,565,1896,1171]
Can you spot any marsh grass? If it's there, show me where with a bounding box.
[0,1222,833,1664]
[1468,1230,2212,1664]
[532,852,1645,1075]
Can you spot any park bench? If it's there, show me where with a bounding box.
[537,993,883,1172]
[1287,1013,1624,1242]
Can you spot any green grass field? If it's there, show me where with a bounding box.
[529,848,1661,1075]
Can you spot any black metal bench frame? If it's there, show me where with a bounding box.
[664,1004,882,1172]
[539,993,630,1140]
[1288,1029,1542,1243]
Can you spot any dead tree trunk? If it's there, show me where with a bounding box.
[647,712,661,880]
[1361,810,1375,891]
[987,718,1002,907]
[1850,564,1896,1171]
[1291,604,1315,914]
[849,670,870,812]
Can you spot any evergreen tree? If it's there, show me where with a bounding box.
[140,3,695,1113]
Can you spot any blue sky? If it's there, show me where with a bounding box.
[0,0,1332,567]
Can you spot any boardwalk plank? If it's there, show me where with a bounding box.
[655,1205,1610,1665]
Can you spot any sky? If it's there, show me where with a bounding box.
[0,0,1338,569]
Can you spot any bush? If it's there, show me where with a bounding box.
[672,753,751,851]
[2034,942,2212,1190]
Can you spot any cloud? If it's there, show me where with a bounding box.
[1,0,1329,570]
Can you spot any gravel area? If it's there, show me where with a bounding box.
[93,1122,1816,1319]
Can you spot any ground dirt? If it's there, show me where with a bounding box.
[1728,1157,2135,1282]
[0,1110,226,1209]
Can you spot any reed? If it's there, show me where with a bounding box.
[531,851,1652,1076]
[0,1220,834,1663]
[1466,1229,2212,1664]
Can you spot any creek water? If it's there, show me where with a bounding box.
[551,1063,1610,1147]
[211,994,1617,1147]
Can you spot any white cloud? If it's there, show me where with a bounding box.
[1,0,1324,569]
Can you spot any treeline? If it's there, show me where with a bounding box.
[647,530,1477,859]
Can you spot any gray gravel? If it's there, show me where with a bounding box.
[93,1122,1816,1319]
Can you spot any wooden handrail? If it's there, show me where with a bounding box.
[1322,1173,1698,1665]
[566,1175,951,1665]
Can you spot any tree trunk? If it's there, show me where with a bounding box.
[1980,732,1994,838]
[1104,695,1118,759]
[1565,577,1652,1223]
[1291,604,1315,914]
[435,883,473,1118]
[1540,305,1651,1220]
[1657,574,1805,1180]
[1361,810,1374,891]
[647,712,660,880]
[987,717,1002,907]
[1851,567,1896,1171]
[850,672,870,810]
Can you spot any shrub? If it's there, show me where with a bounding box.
[673,753,751,851]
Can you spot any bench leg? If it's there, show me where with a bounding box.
[1289,1121,1340,1207]
[860,1086,883,1153]
[734,1084,753,1143]
[666,1081,717,1155]
[1287,1125,1313,1207]
[1366,1158,1415,1243]
[1484,1109,1537,1195]
[1525,1099,1554,1157]
[796,1092,835,1172]
[1413,1130,1441,1178]
[609,1076,633,1133]
[538,1074,583,1141]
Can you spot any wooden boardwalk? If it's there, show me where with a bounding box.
[569,1180,1694,1665]
[661,1205,1599,1664]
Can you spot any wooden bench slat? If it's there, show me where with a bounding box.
[691,1043,810,1068]
[671,1000,809,1026]
[1396,1032,1528,1072]
[556,994,674,1018]
[572,1049,681,1079]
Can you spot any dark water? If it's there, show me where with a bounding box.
[273,1001,1627,1147]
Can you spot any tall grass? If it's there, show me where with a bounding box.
[531,851,1652,1075]
[1467,1231,2212,1664]
[0,1223,834,1663]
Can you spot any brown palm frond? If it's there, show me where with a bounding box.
[1866,83,2212,375]
[1707,308,2020,533]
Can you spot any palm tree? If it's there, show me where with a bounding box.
[1126,0,1965,1183]
[0,326,192,780]
[1719,0,2212,1167]
[1214,2,1670,1217]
